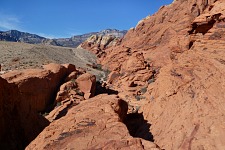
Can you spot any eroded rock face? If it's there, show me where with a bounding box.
[26,94,159,150]
[0,77,23,150]
[0,63,76,149]
[79,34,122,56]
[83,0,225,149]
[141,1,225,149]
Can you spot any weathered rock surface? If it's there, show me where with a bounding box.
[141,1,225,149]
[2,0,225,150]
[26,94,159,150]
[0,63,76,149]
[79,34,122,56]
[83,0,225,149]
[142,44,225,149]
[76,73,96,99]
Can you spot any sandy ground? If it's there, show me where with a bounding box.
[0,41,103,76]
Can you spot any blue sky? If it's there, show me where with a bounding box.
[0,0,173,38]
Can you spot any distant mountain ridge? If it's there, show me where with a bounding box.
[0,30,46,44]
[0,29,127,48]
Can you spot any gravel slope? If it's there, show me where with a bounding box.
[0,41,102,76]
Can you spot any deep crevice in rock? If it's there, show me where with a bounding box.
[188,41,194,49]
[95,81,118,95]
[124,112,154,142]
[189,13,221,35]
[115,99,154,142]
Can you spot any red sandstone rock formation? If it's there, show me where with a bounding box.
[79,34,122,57]
[2,0,225,150]
[77,0,225,149]
[0,63,82,149]
[0,77,23,149]
[26,94,159,150]
[76,73,96,99]
[92,0,225,149]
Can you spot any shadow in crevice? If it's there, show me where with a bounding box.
[123,113,154,142]
[95,81,118,95]
[113,97,154,142]
[54,102,74,120]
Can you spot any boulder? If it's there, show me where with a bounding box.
[76,73,96,99]
[55,81,77,102]
[106,70,120,84]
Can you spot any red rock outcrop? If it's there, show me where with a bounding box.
[0,63,77,149]
[0,77,24,150]
[93,0,225,149]
[26,94,159,150]
[141,1,225,149]
[3,0,225,150]
[76,73,96,99]
[79,34,122,57]
[92,0,220,71]
[80,0,225,149]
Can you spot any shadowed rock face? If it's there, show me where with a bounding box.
[0,77,23,150]
[0,63,77,149]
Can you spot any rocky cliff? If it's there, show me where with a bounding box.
[91,0,225,149]
[0,30,46,44]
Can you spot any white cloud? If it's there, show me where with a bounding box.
[0,13,21,30]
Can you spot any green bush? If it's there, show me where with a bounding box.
[96,64,103,71]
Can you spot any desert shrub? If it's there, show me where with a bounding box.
[96,64,103,71]
[140,87,147,94]
[135,95,146,101]
[147,78,155,84]
[39,112,49,117]
[96,73,104,82]
[56,102,62,107]
[75,89,84,96]
[96,69,111,83]
[135,95,141,101]
[103,69,110,80]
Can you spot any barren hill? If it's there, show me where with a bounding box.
[0,41,108,78]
